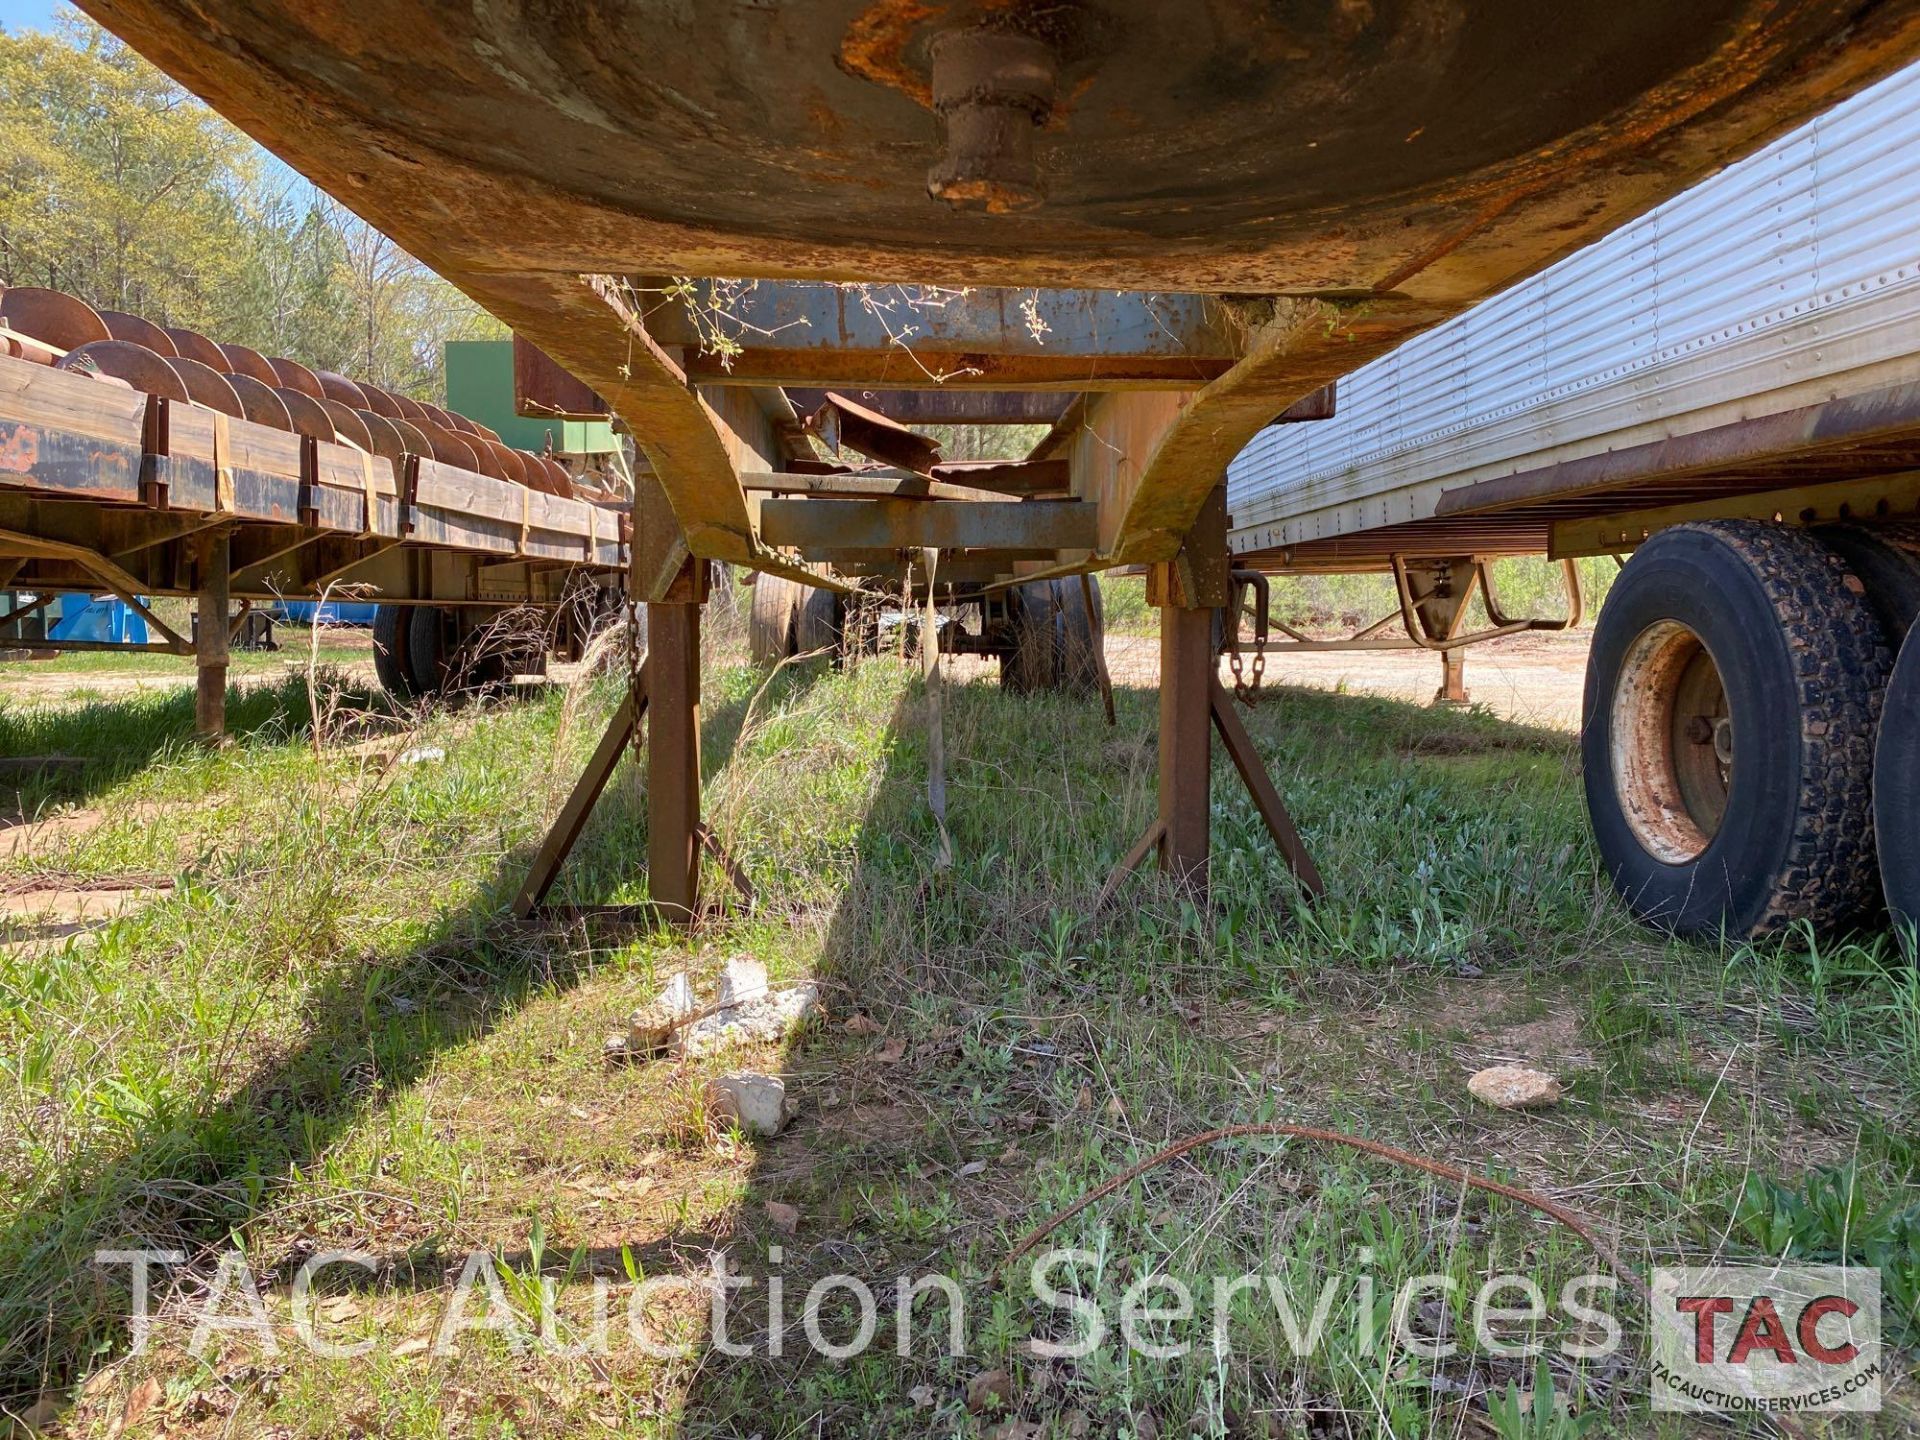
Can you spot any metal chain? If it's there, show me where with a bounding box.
[1227,578,1267,705]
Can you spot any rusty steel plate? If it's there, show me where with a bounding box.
[268,354,327,400]
[319,397,376,452]
[99,309,179,356]
[316,369,370,408]
[218,342,281,386]
[163,325,231,371]
[57,339,190,402]
[225,372,293,430]
[72,0,1920,298]
[168,355,248,418]
[274,385,338,442]
[1,287,112,353]
[356,408,410,468]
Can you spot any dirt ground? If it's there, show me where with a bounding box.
[0,629,379,705]
[1104,630,1593,731]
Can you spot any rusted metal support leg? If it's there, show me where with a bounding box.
[1208,678,1325,897]
[1157,599,1214,890]
[647,596,702,924]
[1435,649,1469,707]
[512,666,649,919]
[194,528,230,741]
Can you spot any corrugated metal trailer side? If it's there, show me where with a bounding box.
[1227,60,1920,568]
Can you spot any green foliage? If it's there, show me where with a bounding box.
[1731,1162,1920,1342]
[1485,1357,1601,1440]
[0,11,502,399]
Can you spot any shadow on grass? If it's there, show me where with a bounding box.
[2,653,1605,1428]
[0,665,791,1411]
[0,673,375,816]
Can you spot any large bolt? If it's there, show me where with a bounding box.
[927,28,1055,213]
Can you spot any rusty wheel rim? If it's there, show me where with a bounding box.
[1611,620,1732,865]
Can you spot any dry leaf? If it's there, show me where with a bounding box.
[1074,1083,1093,1110]
[844,1013,882,1035]
[909,1384,937,1409]
[764,1200,800,1235]
[957,1159,987,1178]
[105,1377,161,1440]
[391,1336,431,1359]
[874,1035,907,1064]
[966,1368,1013,1414]
[1103,1094,1126,1119]
[318,1295,360,1322]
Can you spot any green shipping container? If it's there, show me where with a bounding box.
[443,341,617,457]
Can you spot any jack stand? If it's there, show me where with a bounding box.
[1098,483,1324,909]
[646,593,702,924]
[195,528,230,741]
[512,553,751,928]
[1434,649,1470,707]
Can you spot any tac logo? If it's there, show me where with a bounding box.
[1651,1267,1881,1414]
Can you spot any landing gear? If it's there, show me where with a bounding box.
[1583,521,1888,938]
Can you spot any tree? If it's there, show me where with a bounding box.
[0,12,502,402]
[0,13,259,323]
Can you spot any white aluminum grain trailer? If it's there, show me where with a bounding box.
[1226,60,1920,944]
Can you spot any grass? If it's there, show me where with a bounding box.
[0,626,1915,1438]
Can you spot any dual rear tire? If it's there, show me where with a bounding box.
[371,604,520,704]
[1583,521,1894,939]
[1001,577,1104,696]
[1876,621,1920,945]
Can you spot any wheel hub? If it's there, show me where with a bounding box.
[1611,620,1733,864]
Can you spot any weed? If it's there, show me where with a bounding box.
[1486,1356,1602,1440]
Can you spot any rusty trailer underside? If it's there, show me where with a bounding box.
[68,0,1920,601]
[58,0,1920,917]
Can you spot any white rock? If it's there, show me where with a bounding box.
[707,1073,787,1136]
[1468,1065,1563,1110]
[397,745,445,765]
[679,982,820,1057]
[716,956,769,1008]
[657,972,698,1017]
[628,971,701,1051]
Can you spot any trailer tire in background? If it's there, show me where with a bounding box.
[797,585,843,658]
[408,604,509,700]
[372,605,418,703]
[1054,576,1104,696]
[1876,625,1920,954]
[1811,523,1920,644]
[750,574,801,664]
[1002,581,1058,694]
[1582,521,1889,939]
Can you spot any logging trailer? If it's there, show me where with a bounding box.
[9,0,1920,945]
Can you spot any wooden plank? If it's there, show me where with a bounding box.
[0,354,146,445]
[0,417,143,502]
